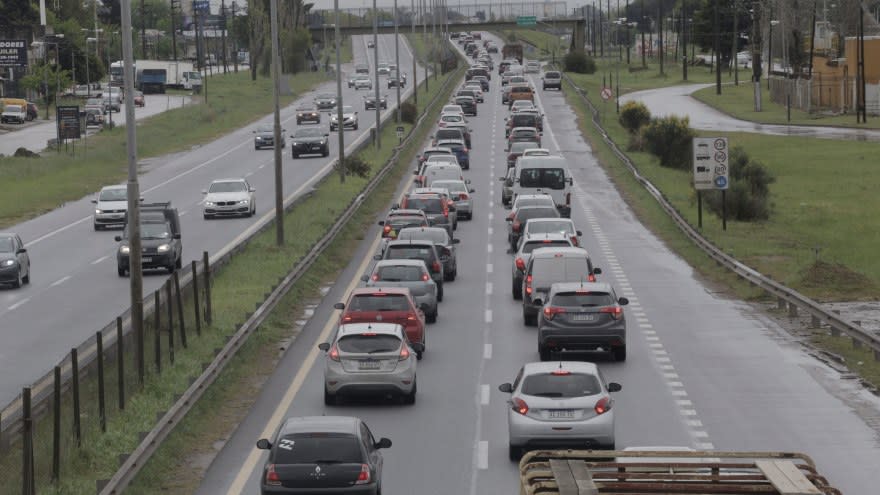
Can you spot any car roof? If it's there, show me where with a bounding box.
[101,185,127,191]
[523,232,571,242]
[529,246,590,258]
[374,258,429,269]
[436,139,464,145]
[279,415,361,436]
[398,226,448,237]
[211,178,246,184]
[423,146,453,153]
[349,286,413,296]
[516,193,553,200]
[337,322,404,338]
[385,239,436,248]
[522,361,599,376]
[549,281,613,294]
[388,208,426,216]
[510,127,539,133]
[525,217,575,226]
[413,187,449,194]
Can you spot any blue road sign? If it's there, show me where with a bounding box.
[714,176,728,189]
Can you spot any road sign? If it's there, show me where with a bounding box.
[193,0,210,13]
[396,126,404,139]
[56,106,81,140]
[693,137,729,190]
[0,40,28,67]
[600,87,613,101]
[516,16,537,26]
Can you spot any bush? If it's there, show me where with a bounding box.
[619,101,652,135]
[400,101,417,124]
[641,115,695,169]
[563,50,596,74]
[704,146,775,221]
[342,155,371,178]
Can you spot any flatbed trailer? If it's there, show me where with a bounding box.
[519,449,840,495]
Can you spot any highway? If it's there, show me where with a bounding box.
[0,34,422,409]
[195,34,880,494]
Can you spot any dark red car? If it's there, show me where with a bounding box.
[333,287,427,357]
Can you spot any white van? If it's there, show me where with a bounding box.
[511,155,573,218]
[416,162,463,188]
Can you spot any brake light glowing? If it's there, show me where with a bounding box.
[372,274,380,281]
[355,464,371,484]
[525,275,533,295]
[421,273,430,281]
[551,369,571,376]
[595,397,611,415]
[515,258,525,270]
[543,306,565,320]
[432,261,441,273]
[383,225,391,235]
[406,312,417,321]
[512,398,529,415]
[588,273,596,282]
[361,332,377,336]
[266,464,281,486]
[459,193,468,200]
[328,344,340,361]
[398,345,411,361]
[570,236,579,246]
[343,315,352,322]
[600,306,623,320]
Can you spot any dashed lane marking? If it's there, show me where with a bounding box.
[91,255,109,265]
[481,384,490,405]
[49,276,71,288]
[8,297,30,311]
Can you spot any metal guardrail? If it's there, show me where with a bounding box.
[561,72,880,363]
[97,48,466,495]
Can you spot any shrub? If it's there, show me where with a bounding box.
[619,101,652,135]
[400,101,417,124]
[342,155,371,178]
[563,50,596,74]
[641,115,695,169]
[704,146,775,221]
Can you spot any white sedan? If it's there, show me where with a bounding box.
[202,178,256,219]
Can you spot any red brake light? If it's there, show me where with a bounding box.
[507,212,515,221]
[383,225,391,234]
[458,193,468,200]
[600,306,623,320]
[512,398,529,415]
[512,221,521,232]
[570,236,579,246]
[355,464,371,484]
[551,369,571,376]
[515,258,525,270]
[543,306,565,321]
[372,274,380,281]
[588,273,596,282]
[266,464,281,486]
[421,273,430,281]
[595,397,611,415]
[432,261,441,273]
[342,315,352,322]
[398,345,411,361]
[361,332,377,336]
[525,275,533,295]
[406,312,417,321]
[328,344,340,361]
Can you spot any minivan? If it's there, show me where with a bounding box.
[521,247,601,326]
[512,155,573,218]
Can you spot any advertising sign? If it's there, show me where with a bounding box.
[57,106,82,140]
[0,40,28,67]
[693,137,729,190]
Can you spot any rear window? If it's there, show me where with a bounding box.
[436,130,464,141]
[519,168,566,190]
[516,208,559,222]
[274,433,363,464]
[521,373,601,398]
[522,240,571,254]
[398,228,447,244]
[545,71,561,78]
[512,87,532,93]
[375,264,425,281]
[432,181,465,193]
[386,245,434,262]
[526,221,574,236]
[337,334,402,353]
[349,293,411,311]
[405,198,443,213]
[530,257,591,287]
[509,142,539,154]
[552,292,615,307]
[511,115,537,127]
[512,129,537,138]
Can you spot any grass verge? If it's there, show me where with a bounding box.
[0,70,329,228]
[497,29,567,60]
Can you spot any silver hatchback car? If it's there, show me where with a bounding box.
[319,322,422,405]
[499,361,621,460]
[362,259,438,323]
[430,179,475,220]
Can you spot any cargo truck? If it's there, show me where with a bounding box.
[112,60,202,91]
[503,43,524,64]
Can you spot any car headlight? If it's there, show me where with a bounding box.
[157,244,170,253]
[1,259,15,267]
[292,142,300,146]
[205,201,215,207]
[95,209,102,214]
[120,245,130,254]
[237,199,249,205]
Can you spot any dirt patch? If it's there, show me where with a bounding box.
[799,261,880,301]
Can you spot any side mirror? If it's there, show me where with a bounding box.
[567,177,573,185]
[377,220,385,226]
[452,238,460,244]
[16,248,27,255]
[360,275,369,282]
[318,342,331,352]
[410,342,426,354]
[498,383,513,393]
[91,199,98,204]
[576,230,583,236]
[333,302,345,310]
[249,188,256,192]
[324,133,329,137]
[201,190,208,194]
[114,235,123,242]
[607,382,622,393]
[173,233,182,239]
[498,177,506,182]
[375,437,392,449]
[373,254,382,260]
[618,297,629,306]
[391,203,400,210]
[593,267,602,275]
[469,188,476,193]
[256,439,272,450]
[252,130,256,133]
[413,169,419,175]
[465,179,472,184]
[139,197,144,202]
[533,298,543,307]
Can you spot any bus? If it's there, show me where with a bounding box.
[109,61,135,87]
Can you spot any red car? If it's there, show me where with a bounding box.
[333,287,427,358]
[133,91,145,107]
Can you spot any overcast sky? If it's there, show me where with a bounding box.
[308,0,578,11]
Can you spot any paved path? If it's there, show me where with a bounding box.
[621,84,880,142]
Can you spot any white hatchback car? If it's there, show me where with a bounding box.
[92,185,141,230]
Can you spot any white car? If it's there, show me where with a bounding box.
[441,104,465,117]
[92,185,141,230]
[377,63,390,75]
[1,104,27,124]
[354,75,373,90]
[438,112,466,127]
[202,177,256,219]
[330,105,359,131]
[522,148,551,157]
[525,61,541,73]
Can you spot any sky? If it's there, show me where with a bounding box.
[308,0,574,11]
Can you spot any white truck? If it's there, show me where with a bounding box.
[111,60,202,91]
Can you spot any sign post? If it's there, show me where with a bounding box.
[396,125,404,144]
[56,105,81,152]
[692,137,729,230]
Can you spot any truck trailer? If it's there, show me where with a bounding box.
[115,60,202,92]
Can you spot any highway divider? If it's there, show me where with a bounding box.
[560,71,880,364]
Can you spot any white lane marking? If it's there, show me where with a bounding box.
[484,310,493,324]
[680,409,698,416]
[487,244,493,254]
[486,282,493,296]
[677,400,693,407]
[91,255,109,265]
[660,364,675,371]
[696,442,715,450]
[477,441,489,470]
[483,343,492,359]
[8,298,30,311]
[489,201,494,208]
[487,263,493,273]
[668,381,685,388]
[49,276,71,287]
[693,430,710,438]
[179,210,187,216]
[25,217,90,247]
[481,384,490,405]
[488,212,494,221]
[245,171,254,177]
[671,389,688,396]
[686,419,703,427]
[487,227,493,235]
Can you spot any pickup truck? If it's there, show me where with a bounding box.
[517,449,840,494]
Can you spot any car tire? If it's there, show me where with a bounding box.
[203,214,211,220]
[538,344,551,361]
[12,268,22,288]
[94,223,102,231]
[512,281,522,300]
[292,151,299,159]
[323,386,337,406]
[250,203,256,217]
[427,309,438,324]
[117,266,127,277]
[613,346,627,362]
[403,382,417,404]
[523,307,536,326]
[22,264,30,284]
[354,122,359,130]
[508,445,522,462]
[322,147,329,157]
[176,256,183,269]
[437,282,444,302]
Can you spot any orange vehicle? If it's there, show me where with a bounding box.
[507,85,534,107]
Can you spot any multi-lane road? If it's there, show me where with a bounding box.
[194,34,880,494]
[0,34,422,409]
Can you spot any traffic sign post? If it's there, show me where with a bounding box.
[396,125,404,144]
[692,137,729,230]
[516,16,537,26]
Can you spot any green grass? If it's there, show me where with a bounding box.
[324,36,354,65]
[497,29,567,60]
[0,70,329,228]
[811,331,880,387]
[567,58,724,97]
[691,82,880,129]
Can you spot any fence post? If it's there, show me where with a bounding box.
[203,251,212,325]
[154,290,162,373]
[117,317,125,410]
[167,281,175,364]
[97,332,107,433]
[71,348,82,447]
[192,260,202,336]
[52,367,61,483]
[174,271,187,348]
[22,387,35,495]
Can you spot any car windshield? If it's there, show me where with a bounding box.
[341,106,354,114]
[375,264,425,282]
[516,207,559,222]
[141,222,171,240]
[435,130,463,141]
[5,105,22,112]
[256,124,274,133]
[0,237,13,252]
[338,334,402,354]
[398,229,447,244]
[405,198,443,213]
[349,293,411,311]
[297,106,316,111]
[317,94,335,100]
[522,240,571,254]
[273,433,363,464]
[526,221,574,236]
[531,257,591,287]
[295,128,323,138]
[441,114,462,122]
[509,142,539,154]
[519,168,566,189]
[552,291,615,307]
[209,181,246,193]
[99,188,127,201]
[521,373,601,398]
[386,245,433,263]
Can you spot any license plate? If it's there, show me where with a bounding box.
[549,410,575,419]
[572,313,595,322]
[358,360,381,370]
[142,257,152,262]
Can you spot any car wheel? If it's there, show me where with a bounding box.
[508,444,522,462]
[522,308,536,326]
[403,382,417,404]
[538,344,551,361]
[254,145,259,150]
[322,147,329,157]
[292,152,299,159]
[427,309,438,324]
[94,223,102,231]
[176,256,182,269]
[12,268,22,288]
[354,122,359,130]
[437,282,444,302]
[22,264,30,284]
[250,203,256,217]
[117,266,127,277]
[613,346,627,362]
[512,281,522,300]
[323,385,337,406]
[203,214,211,220]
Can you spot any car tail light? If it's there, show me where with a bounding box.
[511,397,529,415]
[398,345,411,361]
[588,273,596,282]
[570,236,579,246]
[515,258,525,270]
[431,261,441,273]
[459,193,468,200]
[595,397,612,415]
[266,464,281,486]
[600,306,623,320]
[421,273,430,281]
[439,122,447,127]
[383,225,391,235]
[543,306,565,321]
[507,212,515,221]
[355,464,371,484]
[525,275,533,295]
[328,343,341,361]
[551,369,571,376]
[372,274,380,281]
[512,221,521,233]
[406,311,418,321]
[342,315,352,322]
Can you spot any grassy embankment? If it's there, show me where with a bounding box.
[0,70,329,228]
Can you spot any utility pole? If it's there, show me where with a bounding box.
[335,1,345,183]
[395,0,401,122]
[599,1,604,58]
[373,0,381,149]
[232,1,238,72]
[658,0,663,75]
[221,0,228,73]
[857,5,866,122]
[170,0,178,61]
[714,0,721,94]
[412,0,417,107]
[141,0,146,58]
[682,0,687,80]
[121,0,145,385]
[640,0,646,67]
[269,0,283,244]
[752,0,762,111]
[732,0,739,85]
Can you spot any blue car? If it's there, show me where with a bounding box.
[435,139,469,170]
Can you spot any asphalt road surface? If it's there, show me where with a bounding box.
[195,35,880,494]
[0,34,423,409]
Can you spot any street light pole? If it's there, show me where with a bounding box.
[395,0,401,123]
[373,0,381,149]
[335,0,345,184]
[768,19,778,90]
[714,0,721,94]
[269,0,283,244]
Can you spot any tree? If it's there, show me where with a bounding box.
[0,0,40,27]
[690,0,753,70]
[20,63,73,106]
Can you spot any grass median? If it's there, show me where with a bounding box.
[0,70,329,228]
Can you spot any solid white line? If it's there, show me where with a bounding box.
[477,441,489,470]
[49,276,71,288]
[91,255,109,265]
[8,298,30,311]
[481,384,490,405]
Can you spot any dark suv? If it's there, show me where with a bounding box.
[256,416,391,495]
[115,202,183,275]
[378,240,445,300]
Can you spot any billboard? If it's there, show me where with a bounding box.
[0,40,28,67]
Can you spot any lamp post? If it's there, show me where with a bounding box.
[86,38,97,99]
[768,19,778,89]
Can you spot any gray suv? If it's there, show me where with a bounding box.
[397,226,459,281]
[363,259,439,323]
[521,247,601,326]
[511,233,574,300]
[542,70,562,91]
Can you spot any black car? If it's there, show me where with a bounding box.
[253,124,286,150]
[290,127,330,158]
[116,202,183,275]
[507,206,560,252]
[314,93,337,110]
[295,104,321,124]
[355,63,370,74]
[387,71,407,88]
[256,416,391,495]
[0,233,30,288]
[454,96,477,116]
[364,94,387,110]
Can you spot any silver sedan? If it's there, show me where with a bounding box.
[430,179,475,220]
[319,322,422,405]
[362,259,439,323]
[499,361,621,460]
